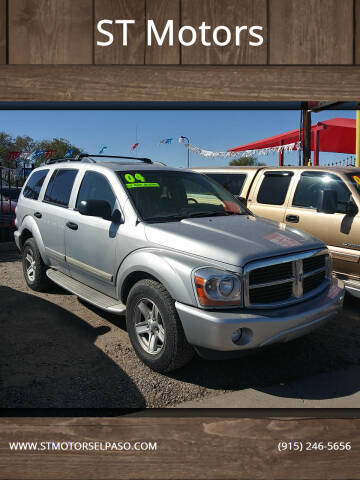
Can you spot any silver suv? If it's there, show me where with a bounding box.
[14,155,344,372]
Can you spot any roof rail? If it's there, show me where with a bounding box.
[45,154,153,166]
[76,154,153,164]
[45,157,95,165]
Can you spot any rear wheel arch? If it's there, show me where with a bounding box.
[18,216,48,264]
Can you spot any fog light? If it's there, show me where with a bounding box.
[232,328,243,344]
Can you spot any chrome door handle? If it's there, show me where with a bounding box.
[286,214,299,223]
[66,222,78,231]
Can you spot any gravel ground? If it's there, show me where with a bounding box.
[0,251,359,409]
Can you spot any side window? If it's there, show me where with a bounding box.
[206,173,246,196]
[23,169,49,200]
[76,171,116,211]
[292,172,351,213]
[44,169,78,207]
[257,172,293,205]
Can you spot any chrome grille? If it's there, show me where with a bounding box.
[249,281,293,304]
[244,250,330,309]
[249,262,292,284]
[303,255,326,273]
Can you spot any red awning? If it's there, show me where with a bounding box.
[228,118,356,154]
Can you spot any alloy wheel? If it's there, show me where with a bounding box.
[134,298,166,355]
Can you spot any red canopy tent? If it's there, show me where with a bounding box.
[228,118,356,166]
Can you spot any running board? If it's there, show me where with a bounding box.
[344,279,360,299]
[46,269,126,314]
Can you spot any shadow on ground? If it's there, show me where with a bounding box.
[0,252,21,263]
[165,294,360,402]
[83,291,360,403]
[0,286,145,408]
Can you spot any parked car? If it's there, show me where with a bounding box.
[195,166,360,300]
[0,193,17,228]
[0,185,22,202]
[14,155,344,372]
[0,194,17,214]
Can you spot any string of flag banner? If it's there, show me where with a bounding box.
[2,138,302,175]
[1,149,74,177]
[132,138,302,158]
[182,140,302,158]
[6,150,58,163]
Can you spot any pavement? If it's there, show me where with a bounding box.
[1,248,360,408]
[176,365,360,408]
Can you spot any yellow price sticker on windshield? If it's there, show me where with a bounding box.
[126,182,160,188]
[352,175,360,186]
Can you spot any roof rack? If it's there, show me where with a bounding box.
[76,154,153,164]
[45,157,93,165]
[45,154,153,165]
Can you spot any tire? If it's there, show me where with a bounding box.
[22,238,52,292]
[126,279,194,373]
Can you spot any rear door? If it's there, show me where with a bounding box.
[40,168,79,273]
[247,170,294,223]
[285,171,360,277]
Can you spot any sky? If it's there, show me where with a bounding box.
[0,108,356,168]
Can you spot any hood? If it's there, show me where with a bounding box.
[144,215,325,267]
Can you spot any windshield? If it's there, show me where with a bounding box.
[347,172,360,195]
[117,170,248,222]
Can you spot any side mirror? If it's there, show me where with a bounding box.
[345,198,358,216]
[317,189,337,214]
[111,209,123,224]
[79,199,112,221]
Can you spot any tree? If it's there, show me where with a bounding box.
[0,132,83,185]
[36,137,82,166]
[229,155,266,167]
[0,132,14,166]
[13,135,38,158]
[0,132,83,167]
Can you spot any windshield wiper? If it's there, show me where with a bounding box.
[186,211,244,218]
[144,214,185,223]
[144,210,246,223]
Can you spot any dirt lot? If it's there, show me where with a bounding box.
[0,250,359,409]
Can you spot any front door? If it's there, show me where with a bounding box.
[64,171,118,297]
[285,171,360,278]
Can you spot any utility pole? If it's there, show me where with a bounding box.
[179,136,190,168]
[302,102,312,166]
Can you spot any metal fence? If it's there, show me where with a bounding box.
[0,164,30,242]
[324,156,356,167]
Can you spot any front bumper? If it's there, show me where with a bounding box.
[176,278,344,352]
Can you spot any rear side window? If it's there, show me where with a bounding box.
[23,169,49,200]
[76,171,116,210]
[293,172,351,213]
[44,169,78,207]
[205,173,246,196]
[257,172,293,205]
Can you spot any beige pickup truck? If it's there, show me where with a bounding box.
[194,166,360,299]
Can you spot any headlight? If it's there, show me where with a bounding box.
[193,267,242,307]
